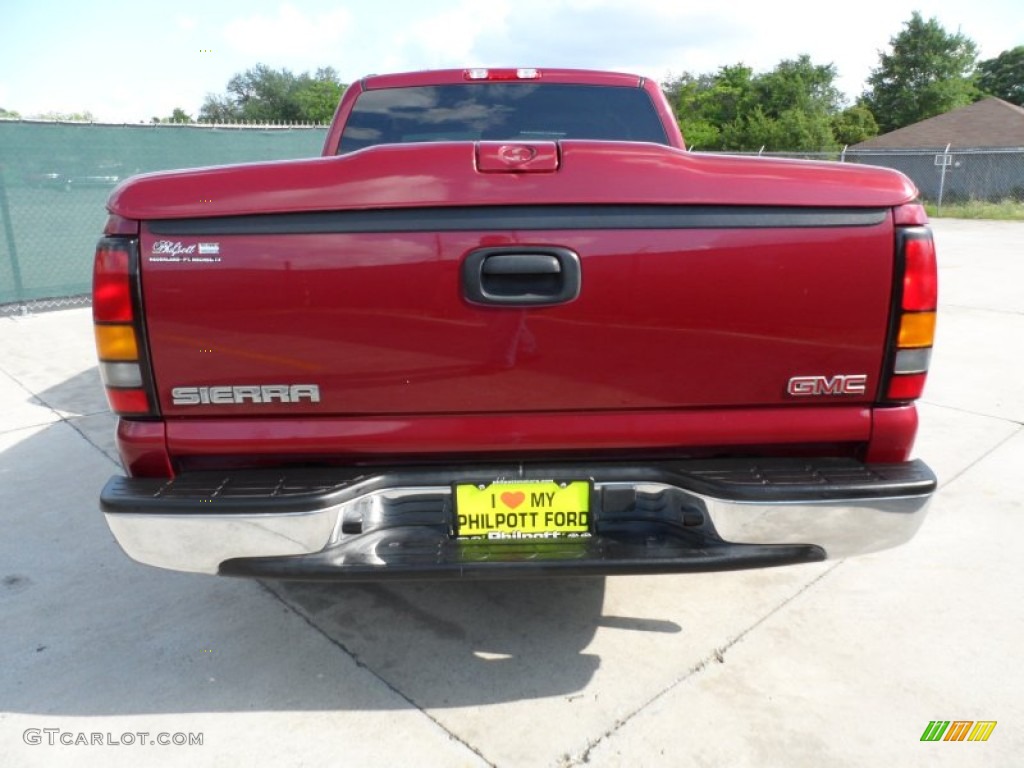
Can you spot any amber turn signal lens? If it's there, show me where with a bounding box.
[95,324,139,361]
[897,312,936,349]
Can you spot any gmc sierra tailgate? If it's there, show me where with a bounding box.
[138,208,893,417]
[102,139,923,462]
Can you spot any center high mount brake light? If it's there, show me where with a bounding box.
[465,68,540,81]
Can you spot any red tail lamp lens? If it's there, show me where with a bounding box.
[902,237,938,311]
[93,247,133,322]
[887,373,927,401]
[105,388,152,416]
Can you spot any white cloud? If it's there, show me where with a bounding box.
[379,0,1018,103]
[458,2,737,81]
[393,0,512,70]
[224,4,352,59]
[222,0,1023,101]
[368,0,722,79]
[6,0,1017,123]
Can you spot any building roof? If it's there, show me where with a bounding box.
[852,98,1024,150]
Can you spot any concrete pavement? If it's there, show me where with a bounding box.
[1,218,1021,766]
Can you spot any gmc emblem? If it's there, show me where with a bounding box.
[787,374,868,397]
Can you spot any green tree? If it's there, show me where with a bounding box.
[200,64,345,123]
[0,107,20,119]
[664,69,750,149]
[773,107,838,151]
[719,105,777,151]
[294,68,345,123]
[831,105,879,145]
[862,12,979,133]
[198,94,240,123]
[30,110,95,121]
[675,118,720,150]
[977,46,1024,106]
[665,56,844,151]
[754,55,842,117]
[226,64,298,121]
[752,56,842,150]
[151,107,194,124]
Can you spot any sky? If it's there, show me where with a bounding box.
[1,0,1021,123]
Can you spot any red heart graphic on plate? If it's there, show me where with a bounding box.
[501,491,526,509]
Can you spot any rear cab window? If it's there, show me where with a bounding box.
[338,83,670,154]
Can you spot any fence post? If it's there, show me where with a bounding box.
[937,142,951,213]
[0,165,26,304]
[840,145,847,163]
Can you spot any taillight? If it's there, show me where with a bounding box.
[93,237,157,417]
[885,219,937,402]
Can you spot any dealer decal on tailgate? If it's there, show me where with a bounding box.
[455,481,591,540]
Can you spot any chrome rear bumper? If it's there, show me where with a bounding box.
[101,459,934,578]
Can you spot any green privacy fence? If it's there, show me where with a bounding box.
[0,120,328,310]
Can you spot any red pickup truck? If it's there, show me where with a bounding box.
[93,68,937,579]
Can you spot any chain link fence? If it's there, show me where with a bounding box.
[0,120,327,314]
[845,147,1024,205]
[703,146,1024,207]
[2,121,1022,314]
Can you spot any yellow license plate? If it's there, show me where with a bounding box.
[455,481,591,540]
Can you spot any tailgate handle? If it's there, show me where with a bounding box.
[463,247,581,306]
[483,253,561,276]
